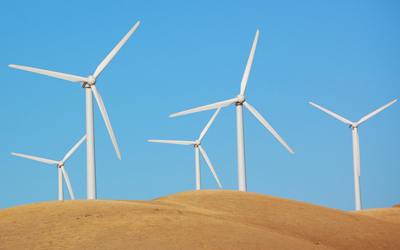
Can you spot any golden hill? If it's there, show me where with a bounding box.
[0,190,399,249]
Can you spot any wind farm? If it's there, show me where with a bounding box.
[0,1,399,249]
[9,21,140,199]
[170,30,294,192]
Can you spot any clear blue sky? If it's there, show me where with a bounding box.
[0,1,399,211]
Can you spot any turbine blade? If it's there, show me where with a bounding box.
[357,99,397,125]
[148,140,195,145]
[240,30,259,96]
[62,135,87,162]
[91,85,121,160]
[11,153,59,165]
[170,98,237,118]
[198,145,222,188]
[61,166,74,200]
[243,102,294,154]
[9,64,88,82]
[309,102,353,125]
[198,108,221,141]
[93,21,140,78]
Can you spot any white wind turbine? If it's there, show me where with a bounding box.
[149,108,222,190]
[9,21,140,199]
[170,30,294,191]
[309,99,397,210]
[11,135,86,201]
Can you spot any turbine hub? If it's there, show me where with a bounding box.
[350,123,358,130]
[87,75,96,86]
[81,75,96,88]
[236,94,245,104]
[195,140,201,146]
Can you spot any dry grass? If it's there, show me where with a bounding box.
[1,190,399,249]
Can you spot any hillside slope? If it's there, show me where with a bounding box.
[1,190,399,249]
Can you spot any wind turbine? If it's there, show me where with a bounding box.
[149,108,222,190]
[309,99,397,210]
[9,21,140,199]
[11,135,86,201]
[170,30,294,191]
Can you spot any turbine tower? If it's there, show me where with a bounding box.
[11,135,86,200]
[9,21,140,199]
[309,99,397,210]
[149,108,222,190]
[170,30,294,191]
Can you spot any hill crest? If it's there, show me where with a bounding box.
[1,190,399,249]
